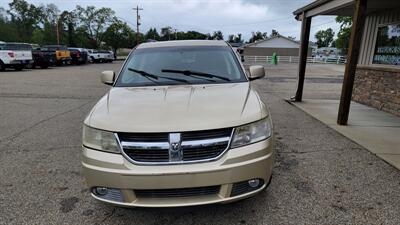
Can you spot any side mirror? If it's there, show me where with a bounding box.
[248,65,265,81]
[101,70,115,85]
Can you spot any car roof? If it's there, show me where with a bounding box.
[136,40,228,49]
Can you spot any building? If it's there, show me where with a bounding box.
[293,0,400,125]
[242,34,313,57]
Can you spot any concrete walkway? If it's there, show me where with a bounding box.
[292,99,400,170]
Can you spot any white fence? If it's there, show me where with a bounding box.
[243,55,347,65]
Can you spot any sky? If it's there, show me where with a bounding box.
[0,0,341,42]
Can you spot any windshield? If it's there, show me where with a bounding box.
[115,46,246,87]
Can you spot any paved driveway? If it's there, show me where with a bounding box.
[0,62,399,225]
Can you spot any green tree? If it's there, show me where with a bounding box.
[248,31,267,43]
[145,27,160,41]
[31,28,44,43]
[315,28,335,48]
[103,20,135,57]
[0,7,18,42]
[270,29,279,37]
[75,5,116,48]
[160,26,172,40]
[211,30,223,40]
[228,34,243,43]
[59,10,77,46]
[335,16,352,54]
[7,0,44,42]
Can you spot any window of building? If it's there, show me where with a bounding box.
[373,23,400,65]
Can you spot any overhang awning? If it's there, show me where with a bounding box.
[293,0,400,20]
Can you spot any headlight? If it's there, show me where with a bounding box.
[230,118,272,148]
[82,125,120,153]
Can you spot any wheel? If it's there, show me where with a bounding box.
[0,62,5,71]
[14,65,24,71]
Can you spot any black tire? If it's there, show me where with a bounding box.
[14,65,24,71]
[0,62,5,71]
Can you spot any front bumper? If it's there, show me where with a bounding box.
[81,138,274,207]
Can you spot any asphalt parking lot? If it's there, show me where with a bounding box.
[1,62,400,225]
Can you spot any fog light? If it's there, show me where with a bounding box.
[248,179,260,188]
[95,187,108,196]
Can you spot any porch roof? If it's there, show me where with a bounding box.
[293,0,400,19]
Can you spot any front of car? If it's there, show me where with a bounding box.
[81,40,274,207]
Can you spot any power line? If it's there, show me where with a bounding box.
[311,20,337,28]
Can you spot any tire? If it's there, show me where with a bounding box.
[14,65,24,71]
[0,62,5,71]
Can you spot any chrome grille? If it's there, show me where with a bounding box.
[135,186,220,198]
[117,128,233,164]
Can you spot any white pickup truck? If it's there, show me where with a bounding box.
[0,42,33,71]
[87,49,114,63]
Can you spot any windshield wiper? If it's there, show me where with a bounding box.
[128,68,190,84]
[161,69,231,81]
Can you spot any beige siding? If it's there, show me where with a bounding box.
[359,9,400,65]
[243,47,312,57]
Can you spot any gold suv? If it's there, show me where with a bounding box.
[82,40,274,207]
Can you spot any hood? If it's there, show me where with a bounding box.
[86,82,267,132]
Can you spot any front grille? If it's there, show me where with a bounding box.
[135,186,220,198]
[118,128,232,164]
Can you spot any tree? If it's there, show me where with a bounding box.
[270,29,279,37]
[211,31,223,40]
[145,27,160,41]
[103,20,134,58]
[160,26,172,40]
[248,31,267,43]
[335,16,352,54]
[315,28,335,48]
[7,0,43,42]
[59,10,77,46]
[228,33,243,43]
[75,5,116,48]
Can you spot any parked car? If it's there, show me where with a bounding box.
[0,42,33,71]
[87,49,101,63]
[98,50,114,63]
[82,40,274,207]
[68,48,88,65]
[87,49,113,63]
[30,44,56,69]
[41,45,71,66]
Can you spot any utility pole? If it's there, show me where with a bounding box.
[56,16,60,45]
[133,5,143,45]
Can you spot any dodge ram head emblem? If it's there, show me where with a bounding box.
[169,133,182,162]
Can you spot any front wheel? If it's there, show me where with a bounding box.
[0,62,5,71]
[14,65,24,71]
